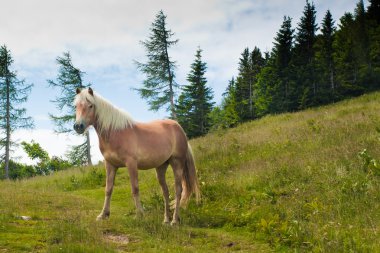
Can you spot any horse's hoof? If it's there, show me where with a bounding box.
[133,212,144,220]
[96,213,109,221]
[163,220,170,225]
[170,220,179,226]
[137,210,144,217]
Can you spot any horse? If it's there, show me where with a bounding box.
[73,87,200,225]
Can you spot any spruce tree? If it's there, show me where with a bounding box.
[250,47,265,116]
[294,1,318,65]
[135,10,179,119]
[222,78,240,127]
[235,48,251,121]
[274,16,294,72]
[353,0,373,89]
[235,47,264,121]
[175,93,192,135]
[367,0,380,88]
[272,16,294,111]
[209,77,239,130]
[0,45,34,179]
[253,66,279,117]
[292,0,318,108]
[367,0,380,24]
[334,13,361,97]
[177,48,214,138]
[316,10,336,102]
[48,52,92,166]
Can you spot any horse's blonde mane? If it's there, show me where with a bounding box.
[74,88,135,132]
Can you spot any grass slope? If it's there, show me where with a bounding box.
[1,92,380,252]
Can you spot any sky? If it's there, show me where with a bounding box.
[1,0,362,165]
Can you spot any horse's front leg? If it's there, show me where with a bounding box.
[97,161,117,221]
[126,160,144,217]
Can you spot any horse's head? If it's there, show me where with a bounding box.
[73,87,96,134]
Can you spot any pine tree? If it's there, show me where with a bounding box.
[235,48,251,121]
[222,78,240,127]
[274,16,294,72]
[48,52,92,166]
[272,16,294,111]
[135,10,179,119]
[253,64,281,117]
[334,13,362,97]
[209,77,239,130]
[235,47,264,121]
[367,0,380,87]
[177,48,214,138]
[175,93,192,135]
[0,45,34,179]
[354,0,372,89]
[316,10,336,102]
[250,47,265,116]
[294,1,318,66]
[367,0,380,24]
[292,0,318,108]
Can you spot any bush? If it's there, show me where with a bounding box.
[0,157,72,180]
[0,160,36,180]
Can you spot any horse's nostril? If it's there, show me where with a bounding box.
[73,123,85,132]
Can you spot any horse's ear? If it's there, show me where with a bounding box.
[88,87,94,96]
[76,88,81,94]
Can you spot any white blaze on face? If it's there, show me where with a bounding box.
[74,91,95,133]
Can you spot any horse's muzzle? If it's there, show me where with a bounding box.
[73,122,85,134]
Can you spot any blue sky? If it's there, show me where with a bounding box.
[1,0,361,164]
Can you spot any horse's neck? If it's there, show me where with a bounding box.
[93,121,109,140]
[94,100,134,133]
[93,120,130,141]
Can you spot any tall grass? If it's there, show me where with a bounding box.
[1,92,380,252]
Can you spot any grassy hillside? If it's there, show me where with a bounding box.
[1,92,380,252]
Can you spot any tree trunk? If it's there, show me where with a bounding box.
[249,78,253,119]
[330,67,335,102]
[5,71,10,179]
[165,54,177,120]
[163,29,177,120]
[86,130,92,166]
[169,85,177,120]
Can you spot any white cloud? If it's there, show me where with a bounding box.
[3,0,361,67]
[1,0,362,161]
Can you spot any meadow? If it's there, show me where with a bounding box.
[1,92,380,252]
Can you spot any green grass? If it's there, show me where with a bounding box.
[1,92,380,252]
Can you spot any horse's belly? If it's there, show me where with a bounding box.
[137,159,166,170]
[103,151,125,168]
[102,148,169,170]
[136,153,169,170]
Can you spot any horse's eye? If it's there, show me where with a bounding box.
[89,104,93,109]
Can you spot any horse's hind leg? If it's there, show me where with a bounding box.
[156,163,170,224]
[126,160,144,217]
[169,158,184,226]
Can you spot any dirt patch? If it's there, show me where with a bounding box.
[104,233,130,245]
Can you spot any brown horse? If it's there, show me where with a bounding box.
[73,87,200,225]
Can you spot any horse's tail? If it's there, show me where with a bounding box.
[181,143,201,207]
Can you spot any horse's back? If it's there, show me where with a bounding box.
[136,119,187,149]
[137,119,185,137]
